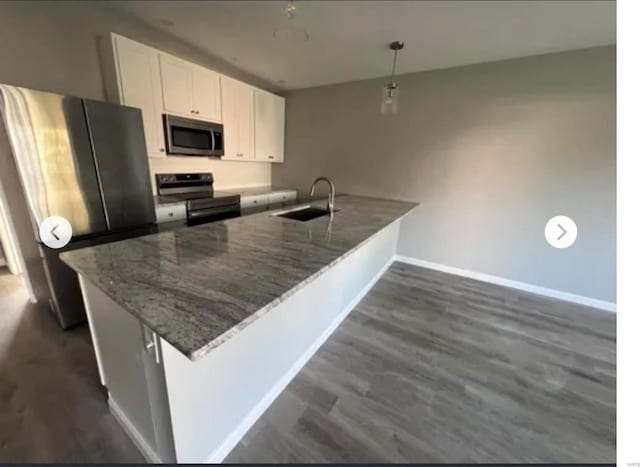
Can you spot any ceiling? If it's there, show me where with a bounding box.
[103,1,615,92]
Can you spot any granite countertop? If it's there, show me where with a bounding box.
[61,195,417,361]
[222,185,297,197]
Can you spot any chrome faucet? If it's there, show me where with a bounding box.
[309,177,336,214]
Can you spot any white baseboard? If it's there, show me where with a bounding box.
[108,396,161,464]
[395,255,616,313]
[206,255,396,463]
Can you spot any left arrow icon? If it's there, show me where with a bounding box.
[50,223,61,241]
[39,216,72,249]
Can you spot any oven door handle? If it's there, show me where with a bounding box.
[188,205,240,218]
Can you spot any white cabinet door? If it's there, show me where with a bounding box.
[114,35,165,157]
[221,76,239,159]
[221,77,255,161]
[255,89,285,163]
[159,54,193,117]
[236,82,255,160]
[191,66,221,123]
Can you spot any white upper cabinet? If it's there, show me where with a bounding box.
[159,54,222,122]
[159,54,192,116]
[255,89,285,163]
[221,77,255,161]
[110,34,282,162]
[221,76,239,159]
[237,82,255,160]
[191,65,221,122]
[112,35,166,157]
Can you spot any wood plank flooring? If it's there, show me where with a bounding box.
[226,262,616,463]
[0,272,143,463]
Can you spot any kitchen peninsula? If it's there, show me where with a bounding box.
[61,195,417,463]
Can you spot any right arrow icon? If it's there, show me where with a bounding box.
[556,223,567,241]
[545,216,577,249]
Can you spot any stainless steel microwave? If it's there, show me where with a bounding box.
[163,114,224,157]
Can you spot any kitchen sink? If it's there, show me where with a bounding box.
[275,206,337,222]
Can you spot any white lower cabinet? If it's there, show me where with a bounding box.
[155,203,187,224]
[79,278,176,463]
[268,191,296,205]
[240,194,270,210]
[240,190,297,215]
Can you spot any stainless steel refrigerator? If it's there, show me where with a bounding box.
[0,84,156,328]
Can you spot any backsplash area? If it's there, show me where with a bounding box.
[148,157,271,193]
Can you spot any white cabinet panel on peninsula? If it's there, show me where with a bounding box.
[112,34,165,157]
[221,77,255,161]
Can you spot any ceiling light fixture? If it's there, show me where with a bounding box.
[285,0,296,20]
[381,41,405,115]
[274,0,309,44]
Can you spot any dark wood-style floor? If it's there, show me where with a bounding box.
[226,262,616,463]
[0,263,615,463]
[0,272,143,463]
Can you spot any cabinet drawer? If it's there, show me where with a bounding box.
[240,194,270,209]
[268,191,297,205]
[155,204,186,223]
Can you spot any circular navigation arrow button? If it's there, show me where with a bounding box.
[39,216,72,249]
[545,215,577,249]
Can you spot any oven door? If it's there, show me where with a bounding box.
[186,198,241,226]
[163,114,224,157]
[187,205,241,226]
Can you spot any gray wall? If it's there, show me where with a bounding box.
[274,46,616,303]
[0,1,274,100]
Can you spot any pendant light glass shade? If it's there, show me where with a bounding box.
[380,82,399,114]
[380,41,404,115]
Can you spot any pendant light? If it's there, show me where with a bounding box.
[274,0,309,44]
[381,41,404,115]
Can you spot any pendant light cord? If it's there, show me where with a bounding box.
[390,49,398,83]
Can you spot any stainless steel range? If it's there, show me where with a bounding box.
[155,173,241,225]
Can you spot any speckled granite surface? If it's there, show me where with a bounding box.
[61,195,417,361]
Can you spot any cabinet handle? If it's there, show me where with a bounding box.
[268,155,274,159]
[195,110,200,114]
[159,148,165,152]
[144,329,160,364]
[237,153,243,158]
